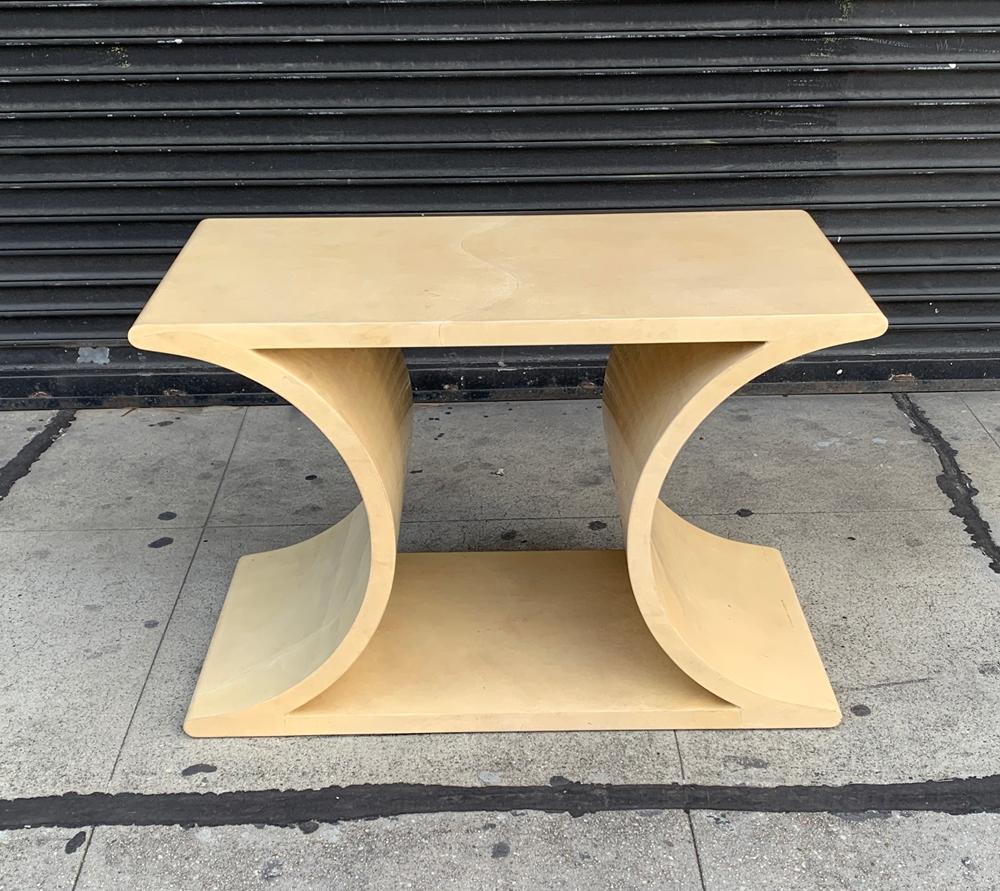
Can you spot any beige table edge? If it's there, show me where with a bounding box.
[127,216,888,738]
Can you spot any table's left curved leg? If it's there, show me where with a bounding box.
[128,331,412,736]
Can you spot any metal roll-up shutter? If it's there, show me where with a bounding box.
[2,0,999,406]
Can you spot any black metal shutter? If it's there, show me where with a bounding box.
[3,0,999,406]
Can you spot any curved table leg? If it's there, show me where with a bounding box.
[604,342,842,728]
[164,341,412,736]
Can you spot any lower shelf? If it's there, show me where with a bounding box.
[191,548,800,736]
[291,549,740,734]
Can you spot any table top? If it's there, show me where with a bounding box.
[130,211,887,349]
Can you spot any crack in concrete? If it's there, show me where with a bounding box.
[892,393,1000,574]
[844,676,935,692]
[0,410,76,502]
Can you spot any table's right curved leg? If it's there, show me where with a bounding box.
[604,340,842,728]
[128,331,412,736]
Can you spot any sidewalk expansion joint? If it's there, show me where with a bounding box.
[0,409,75,502]
[892,393,1000,574]
[4,775,1000,830]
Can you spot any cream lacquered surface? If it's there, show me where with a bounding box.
[128,210,887,736]
[131,211,884,349]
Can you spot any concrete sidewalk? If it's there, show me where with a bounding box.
[1,391,999,889]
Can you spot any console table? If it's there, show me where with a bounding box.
[128,211,887,737]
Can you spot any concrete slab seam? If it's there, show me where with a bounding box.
[893,393,1000,573]
[105,407,250,784]
[0,409,75,501]
[5,775,1000,831]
